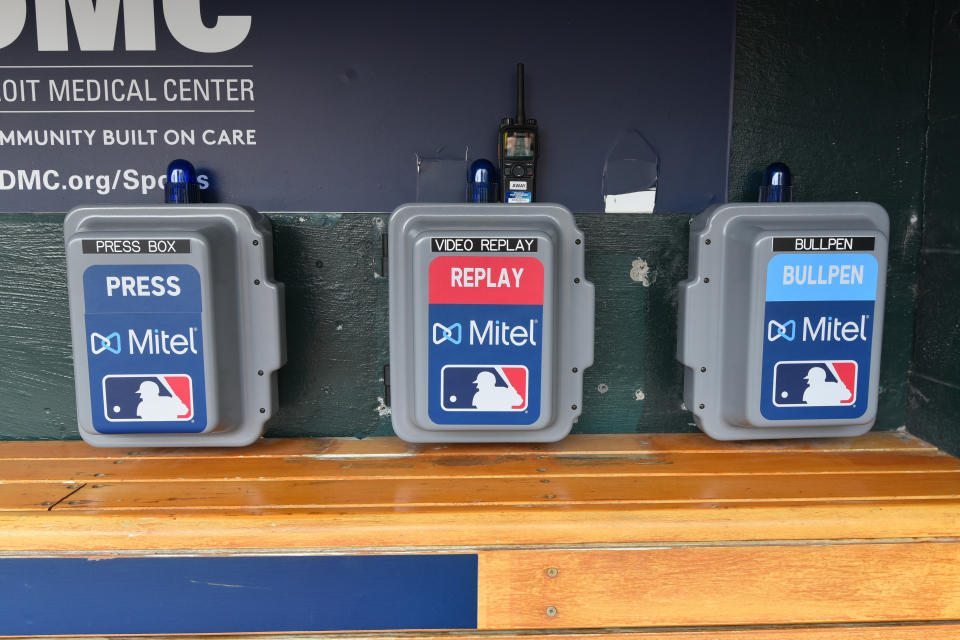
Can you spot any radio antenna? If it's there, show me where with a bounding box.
[516,63,526,125]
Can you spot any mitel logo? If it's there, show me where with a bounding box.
[0,0,251,53]
[470,319,537,346]
[90,327,201,355]
[767,319,796,342]
[432,319,538,347]
[90,331,122,355]
[432,322,462,345]
[767,315,870,343]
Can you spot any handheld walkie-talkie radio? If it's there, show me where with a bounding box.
[499,63,538,203]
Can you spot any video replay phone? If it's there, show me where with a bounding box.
[498,63,538,203]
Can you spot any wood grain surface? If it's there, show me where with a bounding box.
[109,627,960,640]
[478,543,960,627]
[0,432,957,551]
[0,432,958,634]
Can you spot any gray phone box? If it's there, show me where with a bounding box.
[389,203,594,442]
[64,205,285,447]
[678,202,889,440]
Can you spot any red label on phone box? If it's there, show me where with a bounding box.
[429,256,544,305]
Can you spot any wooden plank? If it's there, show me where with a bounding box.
[0,437,334,460]
[302,431,939,456]
[0,483,85,511]
[477,543,960,628]
[50,471,960,511]
[117,626,960,640]
[0,448,956,484]
[0,432,935,461]
[0,434,957,552]
[3,500,959,552]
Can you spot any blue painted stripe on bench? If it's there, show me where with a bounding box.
[0,554,478,635]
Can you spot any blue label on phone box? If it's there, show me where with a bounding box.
[83,264,207,433]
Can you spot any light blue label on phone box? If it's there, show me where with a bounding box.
[765,253,878,301]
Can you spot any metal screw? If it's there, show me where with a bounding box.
[703,277,710,283]
[572,367,578,373]
[574,277,580,284]
[575,239,581,245]
[699,403,705,409]
[700,367,707,373]
[546,567,559,577]
[254,279,261,285]
[571,404,578,410]
[252,239,259,246]
[259,408,266,414]
[705,239,712,245]
[257,370,264,376]
[546,606,558,617]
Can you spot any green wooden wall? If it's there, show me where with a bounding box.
[908,0,960,455]
[0,0,946,445]
[731,0,932,438]
[0,212,697,439]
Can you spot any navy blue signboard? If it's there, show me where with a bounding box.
[428,255,543,425]
[762,253,879,420]
[0,554,479,635]
[83,263,207,433]
[0,0,734,212]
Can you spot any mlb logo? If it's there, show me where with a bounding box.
[773,360,857,407]
[102,374,194,422]
[441,365,528,411]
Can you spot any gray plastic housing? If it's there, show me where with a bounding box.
[389,203,594,442]
[64,205,286,447]
[678,202,889,440]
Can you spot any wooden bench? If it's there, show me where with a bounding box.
[1,431,959,637]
